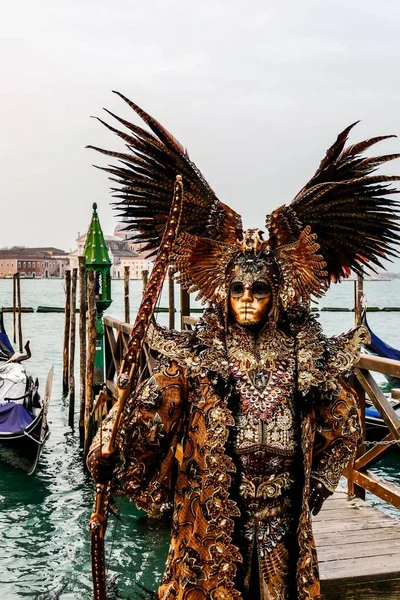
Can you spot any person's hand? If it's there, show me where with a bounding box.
[87,445,119,484]
[309,478,331,516]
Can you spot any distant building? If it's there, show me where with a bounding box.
[0,254,17,278]
[112,222,150,255]
[0,247,69,279]
[69,225,152,279]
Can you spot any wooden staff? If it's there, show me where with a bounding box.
[84,270,97,458]
[168,266,175,330]
[79,256,87,446]
[16,272,23,352]
[62,270,71,393]
[68,268,78,427]
[12,273,17,344]
[124,265,130,323]
[89,176,184,600]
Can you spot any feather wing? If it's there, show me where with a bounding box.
[267,124,400,284]
[171,233,238,304]
[88,91,243,256]
[276,226,328,307]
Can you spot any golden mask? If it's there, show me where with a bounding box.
[229,280,272,325]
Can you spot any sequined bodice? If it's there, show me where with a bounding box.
[227,325,302,598]
[227,324,301,515]
[231,405,300,519]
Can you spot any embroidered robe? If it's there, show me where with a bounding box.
[88,309,367,600]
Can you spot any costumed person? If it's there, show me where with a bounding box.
[87,93,400,600]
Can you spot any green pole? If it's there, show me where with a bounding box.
[94,312,105,387]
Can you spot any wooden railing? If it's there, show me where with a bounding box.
[181,316,198,330]
[104,316,129,397]
[103,315,400,509]
[346,353,400,508]
[103,316,156,399]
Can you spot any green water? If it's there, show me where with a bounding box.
[0,279,399,599]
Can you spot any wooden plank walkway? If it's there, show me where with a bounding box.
[314,490,400,599]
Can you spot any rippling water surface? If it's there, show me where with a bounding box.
[0,278,399,599]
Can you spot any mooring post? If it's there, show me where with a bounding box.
[62,270,71,394]
[124,265,130,323]
[355,272,364,326]
[12,273,17,344]
[180,286,190,331]
[353,280,357,327]
[142,269,149,294]
[84,270,97,459]
[169,267,175,330]
[78,256,87,446]
[16,272,23,352]
[68,268,78,427]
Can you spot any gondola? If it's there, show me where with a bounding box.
[361,311,400,435]
[0,310,52,474]
[362,311,400,387]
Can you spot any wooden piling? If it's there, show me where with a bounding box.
[78,257,87,446]
[124,265,130,323]
[16,272,23,352]
[12,274,17,344]
[168,267,175,330]
[356,273,364,326]
[353,280,357,326]
[180,286,190,331]
[84,270,97,458]
[62,270,71,394]
[354,275,364,327]
[142,269,148,293]
[68,268,78,427]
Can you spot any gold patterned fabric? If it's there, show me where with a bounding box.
[88,309,365,600]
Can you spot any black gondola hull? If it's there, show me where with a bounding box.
[0,408,49,474]
[0,312,53,475]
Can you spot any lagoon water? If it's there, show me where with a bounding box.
[0,278,399,599]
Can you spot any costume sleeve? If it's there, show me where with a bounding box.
[87,359,187,516]
[292,318,368,493]
[308,324,370,492]
[311,379,361,492]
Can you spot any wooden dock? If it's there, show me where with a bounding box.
[315,490,400,599]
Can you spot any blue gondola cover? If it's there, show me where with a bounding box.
[0,332,14,355]
[0,402,34,434]
[364,315,400,362]
[365,406,382,419]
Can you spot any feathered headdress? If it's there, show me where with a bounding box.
[88,92,400,310]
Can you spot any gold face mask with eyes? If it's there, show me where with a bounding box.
[226,246,279,328]
[229,279,272,325]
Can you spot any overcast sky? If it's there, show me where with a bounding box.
[2,0,400,268]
